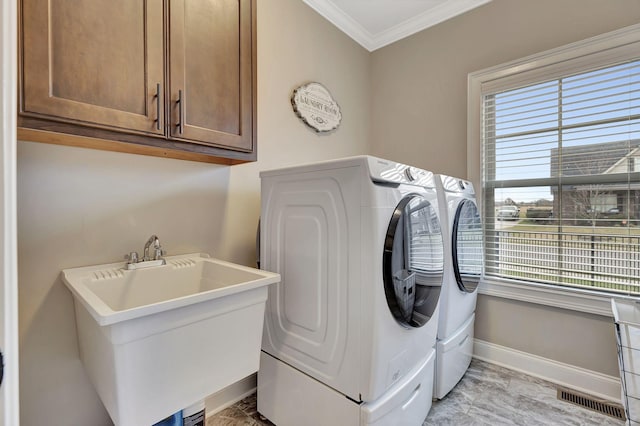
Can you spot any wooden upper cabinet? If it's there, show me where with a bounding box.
[169,0,253,152]
[21,0,165,135]
[19,0,257,164]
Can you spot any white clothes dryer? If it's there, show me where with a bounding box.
[258,156,445,426]
[433,175,483,399]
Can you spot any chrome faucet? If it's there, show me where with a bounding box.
[125,234,166,270]
[143,234,163,261]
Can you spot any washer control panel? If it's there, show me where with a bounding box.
[440,174,475,195]
[367,157,434,187]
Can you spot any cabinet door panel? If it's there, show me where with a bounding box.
[22,0,164,135]
[169,0,253,151]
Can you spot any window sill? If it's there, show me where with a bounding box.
[478,277,638,317]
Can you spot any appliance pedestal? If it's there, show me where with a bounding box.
[434,313,475,399]
[258,350,436,426]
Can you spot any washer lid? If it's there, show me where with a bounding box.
[383,194,443,328]
[452,199,483,293]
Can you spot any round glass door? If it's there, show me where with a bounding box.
[452,199,483,293]
[383,194,444,328]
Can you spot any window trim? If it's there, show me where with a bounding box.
[468,23,640,316]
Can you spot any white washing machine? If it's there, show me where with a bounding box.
[258,156,445,425]
[433,175,483,399]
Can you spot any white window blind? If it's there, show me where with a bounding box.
[482,58,640,295]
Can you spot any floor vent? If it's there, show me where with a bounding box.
[557,387,626,420]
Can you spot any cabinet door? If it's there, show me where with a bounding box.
[169,0,254,152]
[21,0,165,135]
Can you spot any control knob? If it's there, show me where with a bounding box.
[404,167,415,182]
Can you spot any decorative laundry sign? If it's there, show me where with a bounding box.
[291,82,342,133]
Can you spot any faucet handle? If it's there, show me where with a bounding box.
[125,251,139,264]
[153,247,166,261]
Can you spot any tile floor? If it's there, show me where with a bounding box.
[207,359,625,425]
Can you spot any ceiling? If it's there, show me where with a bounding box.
[302,0,491,51]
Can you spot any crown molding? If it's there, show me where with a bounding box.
[302,0,491,52]
[302,0,376,50]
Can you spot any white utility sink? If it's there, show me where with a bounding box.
[62,253,280,426]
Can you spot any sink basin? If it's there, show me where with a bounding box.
[62,253,280,426]
[63,252,279,326]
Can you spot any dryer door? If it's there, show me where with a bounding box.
[383,194,444,328]
[452,199,483,293]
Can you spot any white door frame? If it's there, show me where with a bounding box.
[0,0,20,423]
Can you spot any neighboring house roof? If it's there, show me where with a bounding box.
[605,147,640,174]
[550,139,640,177]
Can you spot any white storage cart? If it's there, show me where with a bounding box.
[612,298,640,425]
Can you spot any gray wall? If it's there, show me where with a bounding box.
[370,0,640,377]
[476,296,619,376]
[17,1,371,424]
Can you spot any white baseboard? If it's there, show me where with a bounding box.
[205,374,257,417]
[473,339,622,403]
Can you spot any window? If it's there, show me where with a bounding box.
[469,24,640,304]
